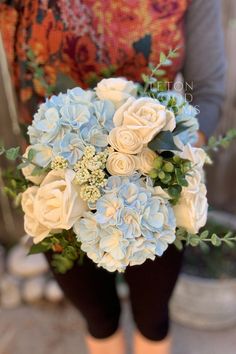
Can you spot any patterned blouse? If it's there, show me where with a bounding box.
[1,0,190,123]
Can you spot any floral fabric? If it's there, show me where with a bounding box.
[0,0,190,122]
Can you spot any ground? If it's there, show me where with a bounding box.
[0,301,236,354]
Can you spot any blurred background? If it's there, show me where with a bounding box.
[0,0,236,353]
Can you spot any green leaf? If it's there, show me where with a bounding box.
[28,241,52,255]
[160,52,167,64]
[141,74,150,83]
[31,166,45,176]
[168,50,179,59]
[51,254,74,274]
[175,168,188,187]
[148,131,182,152]
[174,238,184,250]
[27,148,36,162]
[200,230,209,239]
[224,231,233,239]
[63,246,78,261]
[168,185,182,198]
[223,239,234,248]
[173,122,189,135]
[153,69,166,77]
[211,233,222,247]
[188,235,200,247]
[17,161,30,169]
[5,147,20,161]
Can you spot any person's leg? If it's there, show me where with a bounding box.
[46,253,125,354]
[125,245,184,354]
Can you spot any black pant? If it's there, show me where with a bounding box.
[46,245,184,341]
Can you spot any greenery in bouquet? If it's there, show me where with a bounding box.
[183,219,236,279]
[1,49,236,273]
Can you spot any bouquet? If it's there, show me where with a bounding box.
[2,52,236,273]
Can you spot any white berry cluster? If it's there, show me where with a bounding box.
[51,156,68,170]
[74,146,111,203]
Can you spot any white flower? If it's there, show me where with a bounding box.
[106,152,137,176]
[108,126,143,155]
[21,169,88,243]
[21,186,51,243]
[172,137,208,233]
[137,147,157,175]
[51,156,68,170]
[113,97,176,143]
[174,137,207,171]
[35,169,88,230]
[173,179,208,234]
[95,78,137,108]
[80,185,101,203]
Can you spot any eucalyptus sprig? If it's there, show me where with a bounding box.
[205,129,236,153]
[175,227,236,251]
[0,142,48,202]
[0,142,47,176]
[142,47,179,94]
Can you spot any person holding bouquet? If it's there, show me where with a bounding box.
[0,0,225,353]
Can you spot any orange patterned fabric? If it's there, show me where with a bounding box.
[0,0,190,123]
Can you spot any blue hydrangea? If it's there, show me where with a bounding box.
[27,87,115,167]
[73,175,176,272]
[54,132,85,166]
[157,91,199,145]
[80,116,109,150]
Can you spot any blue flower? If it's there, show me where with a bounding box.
[96,194,123,225]
[73,174,177,272]
[175,104,199,145]
[55,132,84,166]
[129,238,156,266]
[60,103,91,130]
[29,107,62,145]
[117,207,141,238]
[103,176,124,194]
[157,91,199,145]
[99,226,129,260]
[32,144,53,167]
[93,100,115,131]
[74,212,100,245]
[80,117,109,150]
[45,93,70,110]
[118,182,151,211]
[154,230,176,256]
[67,87,95,104]
[141,198,165,236]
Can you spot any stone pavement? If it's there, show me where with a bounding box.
[0,301,236,354]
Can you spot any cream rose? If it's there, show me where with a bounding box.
[106,152,137,176]
[35,169,88,230]
[113,97,176,143]
[173,177,208,234]
[21,169,88,243]
[95,78,137,108]
[108,126,143,154]
[137,147,157,174]
[21,186,51,243]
